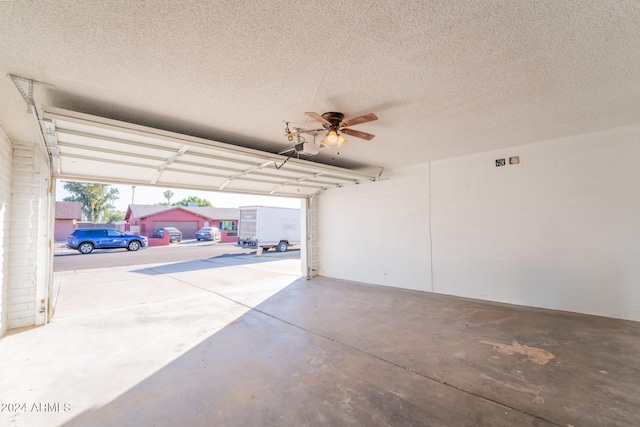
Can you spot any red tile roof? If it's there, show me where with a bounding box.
[125,204,239,220]
[55,201,82,219]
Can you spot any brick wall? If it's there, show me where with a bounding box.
[8,141,51,330]
[308,196,318,278]
[0,126,12,336]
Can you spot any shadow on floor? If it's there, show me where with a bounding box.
[60,278,640,427]
[131,252,299,275]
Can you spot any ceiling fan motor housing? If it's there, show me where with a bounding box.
[301,110,377,141]
[321,112,345,128]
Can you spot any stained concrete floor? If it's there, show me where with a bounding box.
[1,254,639,427]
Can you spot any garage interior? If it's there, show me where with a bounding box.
[1,1,640,426]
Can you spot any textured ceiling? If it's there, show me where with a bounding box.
[1,1,639,172]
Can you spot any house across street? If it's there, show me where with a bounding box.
[125,204,239,241]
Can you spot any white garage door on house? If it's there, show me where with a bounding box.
[153,221,199,239]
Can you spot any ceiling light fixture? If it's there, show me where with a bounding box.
[320,129,348,147]
[321,129,339,146]
[283,111,376,150]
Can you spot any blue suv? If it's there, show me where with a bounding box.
[67,228,148,254]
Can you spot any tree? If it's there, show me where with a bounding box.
[174,196,212,207]
[62,181,120,223]
[163,190,174,205]
[103,207,124,223]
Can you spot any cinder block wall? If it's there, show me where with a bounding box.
[0,126,12,337]
[318,124,640,321]
[318,163,432,292]
[8,141,50,329]
[430,125,640,321]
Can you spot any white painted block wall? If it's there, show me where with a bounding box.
[317,124,640,321]
[431,125,640,321]
[8,141,50,329]
[308,195,319,278]
[0,127,12,337]
[318,163,432,292]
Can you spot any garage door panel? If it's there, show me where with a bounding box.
[60,134,174,159]
[155,171,231,190]
[55,117,188,151]
[179,152,267,171]
[59,158,158,183]
[59,150,163,171]
[167,162,240,177]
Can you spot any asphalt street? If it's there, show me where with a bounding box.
[54,241,300,272]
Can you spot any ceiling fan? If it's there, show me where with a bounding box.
[288,111,378,147]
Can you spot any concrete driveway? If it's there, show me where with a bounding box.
[2,253,303,427]
[52,251,302,319]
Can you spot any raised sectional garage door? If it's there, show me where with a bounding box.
[41,107,379,198]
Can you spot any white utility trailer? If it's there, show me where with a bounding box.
[237,206,301,252]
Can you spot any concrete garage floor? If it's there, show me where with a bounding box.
[1,255,639,427]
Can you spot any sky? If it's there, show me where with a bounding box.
[55,180,303,212]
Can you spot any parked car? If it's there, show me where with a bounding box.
[67,228,148,254]
[195,226,221,241]
[153,227,182,242]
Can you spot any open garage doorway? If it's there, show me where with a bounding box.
[39,106,372,329]
[54,180,307,263]
[52,180,307,321]
[7,106,370,333]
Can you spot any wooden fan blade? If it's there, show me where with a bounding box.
[340,113,378,127]
[295,128,325,135]
[341,128,375,140]
[305,112,331,126]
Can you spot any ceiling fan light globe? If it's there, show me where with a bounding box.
[322,130,338,146]
[321,134,335,146]
[336,134,347,147]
